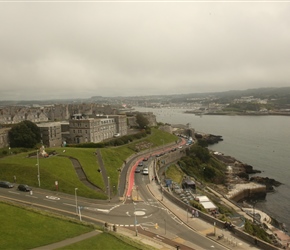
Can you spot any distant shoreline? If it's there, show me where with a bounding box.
[184,111,290,116]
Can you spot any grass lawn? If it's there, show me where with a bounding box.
[0,128,178,199]
[165,164,184,184]
[57,233,148,250]
[0,202,94,249]
[0,202,153,250]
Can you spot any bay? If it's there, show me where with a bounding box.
[136,107,290,230]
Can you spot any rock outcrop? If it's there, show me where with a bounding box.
[250,176,282,192]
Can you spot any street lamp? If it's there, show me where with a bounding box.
[133,202,138,236]
[164,218,167,235]
[161,139,164,152]
[107,176,110,202]
[75,188,78,215]
[36,150,40,187]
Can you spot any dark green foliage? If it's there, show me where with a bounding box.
[244,219,271,243]
[72,131,147,148]
[187,145,211,163]
[8,121,41,148]
[135,113,149,129]
[178,145,226,184]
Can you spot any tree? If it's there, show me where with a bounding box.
[135,113,149,129]
[8,120,41,148]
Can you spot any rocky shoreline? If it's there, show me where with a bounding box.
[212,151,282,194]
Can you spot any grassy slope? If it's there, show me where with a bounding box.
[0,128,178,199]
[0,202,93,249]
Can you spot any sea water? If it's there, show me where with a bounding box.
[135,107,290,229]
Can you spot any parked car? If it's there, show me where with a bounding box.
[0,181,14,188]
[18,184,32,192]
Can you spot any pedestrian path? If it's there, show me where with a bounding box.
[146,181,262,250]
[31,230,102,250]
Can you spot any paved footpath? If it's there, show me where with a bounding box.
[145,181,263,250]
[31,230,102,250]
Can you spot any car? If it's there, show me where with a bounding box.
[18,184,32,192]
[143,157,149,161]
[135,167,141,173]
[113,133,120,138]
[138,161,143,167]
[142,168,149,175]
[0,181,14,188]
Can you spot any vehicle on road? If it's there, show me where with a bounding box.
[0,181,14,188]
[142,167,149,175]
[135,168,141,173]
[138,161,143,167]
[18,184,32,192]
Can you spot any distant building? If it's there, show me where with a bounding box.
[68,114,127,144]
[37,122,62,147]
[0,127,10,148]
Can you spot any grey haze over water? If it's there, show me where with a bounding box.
[136,107,290,230]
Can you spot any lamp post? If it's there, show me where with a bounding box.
[75,188,78,215]
[36,150,40,187]
[161,139,164,152]
[107,176,110,202]
[133,202,138,236]
[164,218,167,235]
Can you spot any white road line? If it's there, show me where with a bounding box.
[44,199,56,202]
[63,203,75,207]
[26,195,38,198]
[9,191,20,195]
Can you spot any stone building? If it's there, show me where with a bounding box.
[0,127,10,148]
[69,114,126,144]
[37,122,62,147]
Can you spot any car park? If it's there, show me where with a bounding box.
[18,184,32,192]
[0,181,14,188]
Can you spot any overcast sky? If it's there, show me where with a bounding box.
[1,1,290,100]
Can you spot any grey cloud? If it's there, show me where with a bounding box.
[0,2,290,100]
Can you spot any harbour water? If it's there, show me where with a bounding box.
[136,107,290,230]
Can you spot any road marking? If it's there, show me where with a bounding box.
[63,203,75,207]
[26,195,38,198]
[143,214,152,219]
[156,235,165,240]
[45,196,60,200]
[44,199,57,202]
[9,191,20,195]
[135,211,146,216]
[84,207,110,213]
